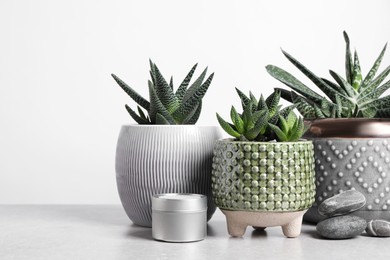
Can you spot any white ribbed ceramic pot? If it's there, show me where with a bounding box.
[115,125,222,227]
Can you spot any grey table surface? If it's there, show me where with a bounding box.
[0,205,389,260]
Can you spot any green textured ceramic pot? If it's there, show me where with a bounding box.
[211,139,316,237]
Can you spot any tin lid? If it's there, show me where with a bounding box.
[152,193,207,212]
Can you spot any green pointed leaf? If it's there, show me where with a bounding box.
[361,43,388,90]
[266,65,325,104]
[278,115,289,134]
[242,101,254,130]
[265,90,281,116]
[172,73,214,123]
[358,79,390,104]
[329,70,356,98]
[149,59,157,85]
[321,78,347,96]
[257,94,267,110]
[280,50,344,101]
[249,92,258,105]
[137,106,147,120]
[183,101,202,124]
[111,74,150,110]
[244,112,268,141]
[287,111,298,128]
[236,88,251,109]
[344,31,354,85]
[216,113,241,138]
[148,80,176,124]
[313,104,326,119]
[376,108,390,118]
[289,117,304,142]
[230,106,245,133]
[175,63,198,102]
[280,105,296,120]
[268,123,287,142]
[125,104,150,124]
[183,101,202,125]
[152,64,179,113]
[182,67,208,104]
[352,50,363,90]
[156,113,171,124]
[290,91,316,119]
[169,76,174,90]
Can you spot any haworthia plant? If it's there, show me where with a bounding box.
[266,31,390,119]
[112,60,214,124]
[216,89,306,142]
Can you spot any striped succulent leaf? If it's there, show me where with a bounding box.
[112,60,213,124]
[266,31,390,119]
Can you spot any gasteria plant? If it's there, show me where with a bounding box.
[112,60,214,124]
[216,89,306,142]
[266,31,390,119]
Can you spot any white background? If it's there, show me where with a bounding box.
[1,0,390,204]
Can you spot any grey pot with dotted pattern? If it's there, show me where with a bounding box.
[303,119,390,223]
[211,139,316,237]
[305,138,390,223]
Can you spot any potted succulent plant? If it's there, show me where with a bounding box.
[266,31,390,223]
[112,60,222,227]
[211,89,316,238]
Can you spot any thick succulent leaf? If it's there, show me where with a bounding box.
[183,101,202,124]
[280,50,345,101]
[149,59,157,85]
[289,118,304,142]
[329,70,356,98]
[352,51,363,90]
[360,106,377,118]
[268,123,287,142]
[148,80,176,124]
[279,105,296,119]
[230,106,245,133]
[257,94,267,110]
[364,94,390,110]
[137,106,148,120]
[169,76,174,90]
[182,67,208,104]
[216,113,241,138]
[321,78,348,96]
[344,31,354,85]
[335,94,343,118]
[376,108,390,118]
[242,102,254,130]
[156,113,171,124]
[290,91,316,119]
[287,111,298,128]
[111,74,150,110]
[244,113,268,141]
[152,64,179,113]
[278,115,289,134]
[276,88,294,103]
[320,99,332,117]
[249,92,258,105]
[363,65,390,94]
[125,104,150,124]
[266,65,325,104]
[313,104,326,118]
[236,87,251,109]
[175,63,198,102]
[172,73,214,123]
[251,110,268,128]
[361,43,388,90]
[265,90,281,116]
[358,79,390,103]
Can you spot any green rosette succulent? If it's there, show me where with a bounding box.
[216,89,306,142]
[112,60,214,124]
[266,31,390,119]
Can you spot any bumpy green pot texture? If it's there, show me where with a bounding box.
[212,139,316,212]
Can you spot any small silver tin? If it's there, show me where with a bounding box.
[152,193,207,242]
